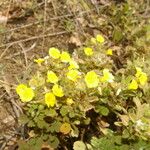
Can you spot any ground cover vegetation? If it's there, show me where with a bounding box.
[0,0,150,149]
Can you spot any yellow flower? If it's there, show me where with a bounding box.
[60,51,71,62]
[135,67,148,86]
[67,69,80,82]
[96,34,105,43]
[91,37,97,44]
[128,79,138,90]
[84,47,93,56]
[49,47,60,59]
[106,49,113,56]
[16,84,27,94]
[52,84,64,97]
[47,71,58,83]
[45,92,56,107]
[139,72,147,86]
[16,84,34,102]
[85,71,99,88]
[34,58,45,65]
[101,69,114,83]
[66,98,74,105]
[135,67,143,78]
[68,60,79,70]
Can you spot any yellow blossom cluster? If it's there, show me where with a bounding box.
[45,84,64,107]
[84,34,105,56]
[85,69,114,88]
[91,34,105,44]
[84,35,113,57]
[16,37,148,109]
[16,84,34,102]
[16,45,116,107]
[128,67,148,90]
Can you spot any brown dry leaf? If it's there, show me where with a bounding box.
[100,127,110,135]
[119,115,129,126]
[76,17,87,27]
[0,13,8,24]
[99,120,110,128]
[41,143,54,150]
[69,33,82,47]
[28,130,35,138]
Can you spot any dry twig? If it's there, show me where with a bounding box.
[0,30,69,48]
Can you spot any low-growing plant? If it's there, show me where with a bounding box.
[16,33,150,149]
[87,134,150,150]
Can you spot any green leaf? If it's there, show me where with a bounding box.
[47,135,59,149]
[113,28,123,42]
[90,136,115,150]
[49,121,62,133]
[69,110,76,118]
[144,109,150,117]
[37,119,49,129]
[27,137,43,150]
[28,120,35,127]
[44,108,57,117]
[71,125,79,137]
[102,88,111,97]
[122,129,130,139]
[114,136,122,145]
[73,141,86,150]
[18,140,30,150]
[60,106,69,116]
[132,140,150,149]
[83,117,91,125]
[38,105,45,111]
[19,114,29,124]
[95,106,109,116]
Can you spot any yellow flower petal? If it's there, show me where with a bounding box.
[47,71,58,83]
[49,47,60,59]
[60,51,71,62]
[135,67,143,78]
[85,71,99,88]
[135,67,148,86]
[128,79,138,90]
[67,69,80,82]
[101,69,114,83]
[139,72,147,86]
[16,84,27,95]
[68,60,79,70]
[16,84,34,102]
[106,49,113,56]
[84,47,93,56]
[96,34,105,43]
[52,84,64,97]
[34,58,45,65]
[66,98,74,105]
[20,88,35,102]
[45,92,56,107]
